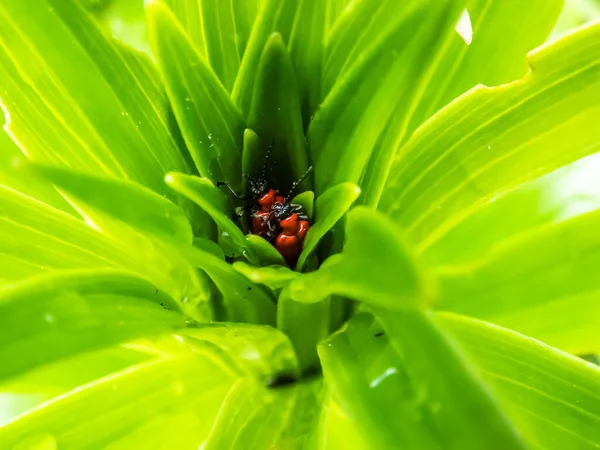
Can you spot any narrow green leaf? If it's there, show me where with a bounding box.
[194,236,225,260]
[289,207,433,308]
[297,183,360,271]
[232,0,298,118]
[310,0,463,194]
[290,190,314,221]
[0,127,73,214]
[244,234,287,267]
[439,312,600,449]
[377,309,527,450]
[436,208,600,355]
[344,0,562,208]
[147,0,245,189]
[37,165,195,245]
[0,270,185,382]
[241,128,262,199]
[324,0,429,93]
[96,0,151,55]
[0,0,192,199]
[0,349,235,448]
[422,152,600,267]
[325,0,350,32]
[408,0,563,134]
[203,0,259,91]
[165,172,249,252]
[287,0,325,119]
[248,32,310,191]
[322,311,527,449]
[162,0,259,82]
[182,322,300,383]
[0,184,213,320]
[160,0,206,55]
[0,346,154,427]
[319,313,442,449]
[233,262,299,291]
[278,287,331,371]
[205,377,323,449]
[0,185,128,283]
[182,245,276,325]
[381,22,600,251]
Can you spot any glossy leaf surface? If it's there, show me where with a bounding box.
[147,0,245,189]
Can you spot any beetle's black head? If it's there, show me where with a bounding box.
[271,201,293,220]
[246,175,269,198]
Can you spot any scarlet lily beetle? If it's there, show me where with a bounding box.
[216,142,312,267]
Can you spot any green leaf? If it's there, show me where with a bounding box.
[318,313,443,448]
[182,322,300,383]
[343,1,562,207]
[290,190,315,221]
[0,0,192,199]
[278,287,331,371]
[160,0,206,55]
[420,152,600,267]
[233,262,299,291]
[380,22,600,252]
[0,269,185,382]
[0,127,74,214]
[290,207,433,308]
[377,309,527,449]
[96,0,151,54]
[233,0,315,118]
[204,377,324,449]
[551,0,600,41]
[436,208,600,355]
[147,0,245,189]
[248,32,310,191]
[181,246,276,325]
[297,183,360,271]
[310,0,464,194]
[0,185,127,283]
[161,0,259,86]
[165,172,249,252]
[407,0,563,134]
[439,312,600,449]
[37,165,195,245]
[0,183,213,320]
[241,127,262,199]
[0,342,236,448]
[201,0,259,91]
[287,0,325,119]
[244,235,287,267]
[194,236,225,260]
[325,0,350,31]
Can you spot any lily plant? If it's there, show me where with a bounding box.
[0,0,599,448]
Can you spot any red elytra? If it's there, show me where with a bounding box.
[275,212,309,267]
[250,188,311,267]
[217,141,312,267]
[251,188,286,241]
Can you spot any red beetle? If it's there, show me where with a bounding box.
[217,144,312,267]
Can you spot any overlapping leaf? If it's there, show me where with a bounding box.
[435,207,600,355]
[161,0,260,90]
[439,313,600,449]
[310,0,464,195]
[0,0,193,206]
[381,22,600,253]
[147,1,245,190]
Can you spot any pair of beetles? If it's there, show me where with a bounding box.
[217,144,312,268]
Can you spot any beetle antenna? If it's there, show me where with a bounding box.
[287,166,313,198]
[261,140,275,178]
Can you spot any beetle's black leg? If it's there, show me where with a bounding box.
[216,181,251,201]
